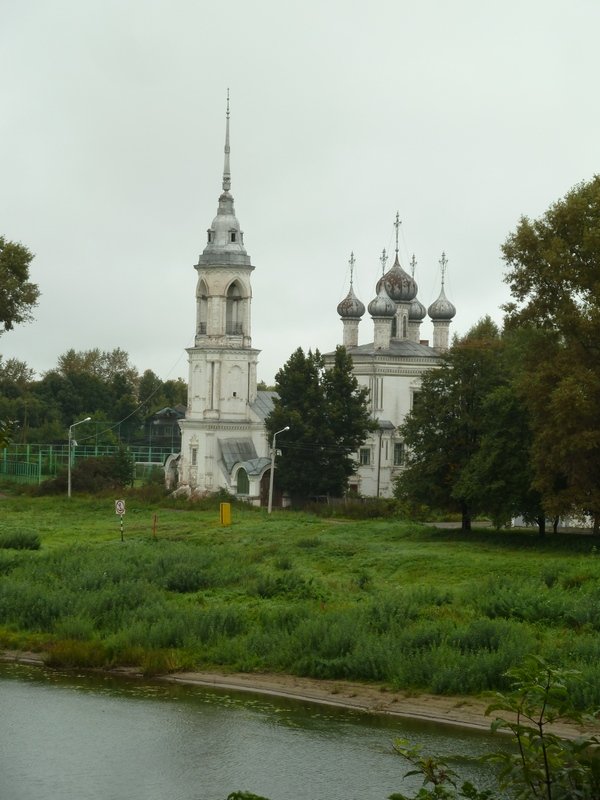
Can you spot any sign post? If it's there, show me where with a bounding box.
[115,499,126,542]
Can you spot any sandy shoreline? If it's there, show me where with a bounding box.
[2,650,593,738]
[161,670,494,731]
[0,649,496,731]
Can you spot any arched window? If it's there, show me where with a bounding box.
[197,279,208,335]
[237,468,249,495]
[226,282,243,335]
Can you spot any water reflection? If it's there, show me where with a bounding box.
[0,663,505,800]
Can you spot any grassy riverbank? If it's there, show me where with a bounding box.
[1,493,600,709]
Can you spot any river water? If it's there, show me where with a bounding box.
[0,663,505,800]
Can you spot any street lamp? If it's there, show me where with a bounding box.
[268,426,289,514]
[68,417,91,498]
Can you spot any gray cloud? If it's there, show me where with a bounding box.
[1,0,598,383]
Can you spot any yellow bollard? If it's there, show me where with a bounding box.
[220,502,232,526]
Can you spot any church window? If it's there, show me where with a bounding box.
[402,316,408,338]
[226,282,243,335]
[191,447,197,467]
[393,442,405,466]
[207,230,213,243]
[230,231,237,242]
[237,468,249,495]
[359,448,371,466]
[197,280,208,336]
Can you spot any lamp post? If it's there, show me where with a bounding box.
[68,417,91,498]
[267,426,289,514]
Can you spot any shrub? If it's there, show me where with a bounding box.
[0,530,40,550]
[46,639,108,668]
[38,448,135,495]
[305,497,402,519]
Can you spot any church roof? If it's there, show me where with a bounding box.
[376,419,396,430]
[237,457,271,476]
[335,339,440,359]
[219,438,258,472]
[251,390,278,420]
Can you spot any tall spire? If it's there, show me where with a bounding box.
[222,88,231,193]
[349,251,356,286]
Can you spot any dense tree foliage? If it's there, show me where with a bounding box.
[265,346,374,502]
[503,176,600,533]
[0,348,186,446]
[0,236,39,333]
[395,318,507,530]
[396,179,600,533]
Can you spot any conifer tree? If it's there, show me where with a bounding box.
[265,346,373,503]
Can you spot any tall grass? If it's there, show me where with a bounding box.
[2,495,600,708]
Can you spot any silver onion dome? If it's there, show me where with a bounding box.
[368,284,396,318]
[376,255,418,303]
[428,286,456,320]
[409,297,427,321]
[337,285,365,319]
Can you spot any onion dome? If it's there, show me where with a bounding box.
[337,285,365,319]
[428,252,456,320]
[428,286,456,320]
[376,255,418,303]
[368,283,396,318]
[409,297,427,321]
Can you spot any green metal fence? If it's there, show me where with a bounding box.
[0,445,176,485]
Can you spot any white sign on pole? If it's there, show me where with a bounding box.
[115,499,126,516]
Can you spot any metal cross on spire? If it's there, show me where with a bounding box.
[410,254,417,277]
[439,252,448,287]
[349,251,356,286]
[222,88,231,192]
[380,248,388,275]
[394,212,402,256]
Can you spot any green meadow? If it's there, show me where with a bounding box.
[1,493,600,709]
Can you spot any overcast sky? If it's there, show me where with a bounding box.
[1,0,598,385]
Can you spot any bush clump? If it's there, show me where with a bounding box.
[38,447,135,495]
[0,531,40,550]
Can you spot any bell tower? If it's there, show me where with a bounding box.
[179,94,264,490]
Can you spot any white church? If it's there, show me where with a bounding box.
[176,103,456,504]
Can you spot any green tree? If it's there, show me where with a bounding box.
[395,318,505,531]
[455,383,545,533]
[56,348,139,390]
[453,328,546,534]
[0,236,39,332]
[265,346,373,503]
[0,419,13,449]
[502,177,600,533]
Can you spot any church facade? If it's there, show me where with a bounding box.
[177,104,456,503]
[324,240,455,498]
